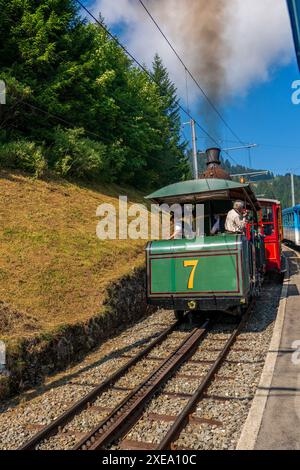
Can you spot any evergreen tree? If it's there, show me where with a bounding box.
[0,1,191,187]
[151,53,191,184]
[254,174,300,208]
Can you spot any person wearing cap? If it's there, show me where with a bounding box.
[225,201,247,234]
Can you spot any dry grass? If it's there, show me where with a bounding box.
[0,301,40,336]
[0,170,147,340]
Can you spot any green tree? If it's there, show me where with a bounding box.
[151,53,190,184]
[0,1,190,188]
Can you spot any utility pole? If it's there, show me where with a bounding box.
[291,172,296,207]
[191,119,198,179]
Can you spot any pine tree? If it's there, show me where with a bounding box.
[151,53,191,184]
[0,3,191,187]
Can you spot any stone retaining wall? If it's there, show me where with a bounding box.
[0,266,155,401]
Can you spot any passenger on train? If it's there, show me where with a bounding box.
[170,215,194,240]
[210,214,221,235]
[225,201,247,234]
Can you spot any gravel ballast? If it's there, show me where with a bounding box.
[0,281,282,450]
[115,281,282,450]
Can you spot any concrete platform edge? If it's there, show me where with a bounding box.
[236,256,290,450]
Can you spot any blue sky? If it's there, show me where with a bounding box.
[219,61,300,174]
[81,0,300,176]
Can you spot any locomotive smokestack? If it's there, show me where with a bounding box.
[201,147,232,180]
[206,148,221,166]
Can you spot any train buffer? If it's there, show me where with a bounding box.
[238,246,300,450]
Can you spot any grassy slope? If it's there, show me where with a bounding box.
[0,170,146,340]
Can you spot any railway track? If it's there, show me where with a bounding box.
[73,323,210,450]
[19,318,181,450]
[115,304,253,451]
[19,315,213,450]
[157,307,251,450]
[19,300,254,451]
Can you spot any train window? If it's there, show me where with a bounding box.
[261,206,274,236]
[262,207,273,222]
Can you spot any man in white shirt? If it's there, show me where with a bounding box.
[225,201,247,234]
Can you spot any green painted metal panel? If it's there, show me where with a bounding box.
[241,237,251,294]
[150,253,239,295]
[147,235,250,298]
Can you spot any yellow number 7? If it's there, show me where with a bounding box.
[184,260,199,289]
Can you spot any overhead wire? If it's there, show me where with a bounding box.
[75,0,240,167]
[137,0,246,146]
[3,0,241,168]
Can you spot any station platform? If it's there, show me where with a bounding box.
[237,247,300,450]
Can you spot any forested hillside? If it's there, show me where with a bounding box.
[0,0,190,189]
[195,150,300,209]
[194,152,268,179]
[1,0,298,203]
[254,175,300,209]
[221,157,300,209]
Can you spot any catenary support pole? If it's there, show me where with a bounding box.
[191,119,198,179]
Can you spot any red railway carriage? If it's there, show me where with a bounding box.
[248,198,284,276]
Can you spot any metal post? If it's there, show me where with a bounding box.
[191,119,198,179]
[291,173,296,207]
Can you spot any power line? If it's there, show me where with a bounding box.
[137,0,245,146]
[75,0,240,166]
[10,94,162,145]
[221,139,300,151]
[13,97,187,166]
[5,0,245,170]
[2,4,168,127]
[18,100,104,140]
[4,0,240,167]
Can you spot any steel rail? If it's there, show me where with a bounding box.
[157,303,254,450]
[19,319,181,450]
[73,320,210,450]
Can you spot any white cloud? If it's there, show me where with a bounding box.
[225,0,294,97]
[91,0,294,102]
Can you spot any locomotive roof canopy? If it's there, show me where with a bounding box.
[145,178,261,211]
[257,198,281,206]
